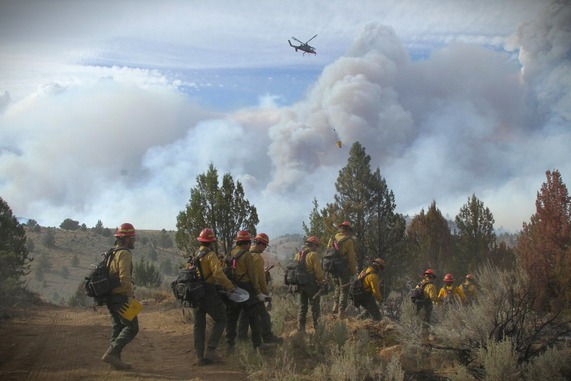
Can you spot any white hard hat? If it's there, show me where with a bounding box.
[226,286,249,303]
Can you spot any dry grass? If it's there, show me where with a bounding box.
[18,228,571,380]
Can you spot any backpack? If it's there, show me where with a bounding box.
[442,286,454,305]
[223,248,248,284]
[322,235,351,277]
[284,250,312,286]
[171,250,211,308]
[410,280,430,303]
[84,248,121,306]
[349,272,371,307]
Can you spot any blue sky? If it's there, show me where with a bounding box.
[1,0,569,237]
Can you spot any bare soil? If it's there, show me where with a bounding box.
[0,302,248,381]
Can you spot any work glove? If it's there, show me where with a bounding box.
[256,293,268,302]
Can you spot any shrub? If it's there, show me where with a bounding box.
[477,338,519,381]
[385,354,405,381]
[449,365,476,381]
[325,339,381,381]
[133,257,163,288]
[427,262,570,375]
[395,262,570,379]
[523,346,571,381]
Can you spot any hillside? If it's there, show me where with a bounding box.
[23,227,304,305]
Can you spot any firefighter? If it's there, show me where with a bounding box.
[237,233,282,343]
[296,236,326,332]
[413,269,439,324]
[327,221,357,319]
[437,274,466,305]
[461,274,479,303]
[192,228,235,366]
[225,231,264,349]
[355,258,384,321]
[101,223,139,370]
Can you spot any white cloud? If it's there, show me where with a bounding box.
[0,0,568,237]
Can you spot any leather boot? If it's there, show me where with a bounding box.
[205,348,222,362]
[102,349,132,370]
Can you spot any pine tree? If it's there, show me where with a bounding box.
[94,220,104,235]
[328,142,404,277]
[455,194,496,271]
[0,197,32,293]
[364,168,406,274]
[302,197,327,242]
[215,173,258,254]
[176,163,259,256]
[407,201,453,273]
[516,169,571,311]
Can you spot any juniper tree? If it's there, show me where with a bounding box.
[159,228,173,249]
[133,257,163,288]
[327,142,405,277]
[59,218,80,231]
[0,197,32,290]
[517,169,571,312]
[176,163,259,256]
[302,197,327,243]
[454,194,496,272]
[407,201,453,274]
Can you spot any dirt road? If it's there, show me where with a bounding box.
[0,303,248,381]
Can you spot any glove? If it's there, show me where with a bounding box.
[256,293,268,302]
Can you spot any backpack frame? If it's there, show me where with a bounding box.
[284,250,312,286]
[223,248,248,285]
[349,272,372,307]
[322,235,351,277]
[410,280,430,303]
[84,248,121,306]
[171,250,211,308]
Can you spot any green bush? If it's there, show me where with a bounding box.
[523,347,571,381]
[477,338,519,381]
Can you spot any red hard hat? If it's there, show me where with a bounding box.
[466,274,473,280]
[197,228,217,242]
[443,273,454,282]
[235,230,252,242]
[114,223,136,237]
[424,269,436,277]
[254,233,269,246]
[305,236,321,246]
[338,221,352,229]
[372,258,385,269]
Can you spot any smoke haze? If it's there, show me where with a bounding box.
[0,0,569,236]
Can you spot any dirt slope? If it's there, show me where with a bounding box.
[0,303,248,381]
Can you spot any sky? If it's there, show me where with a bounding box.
[1,0,570,237]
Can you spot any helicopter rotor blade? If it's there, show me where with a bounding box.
[306,34,318,43]
[291,37,303,44]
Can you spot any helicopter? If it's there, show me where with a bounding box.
[288,34,317,55]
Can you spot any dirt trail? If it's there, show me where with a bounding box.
[0,303,248,381]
